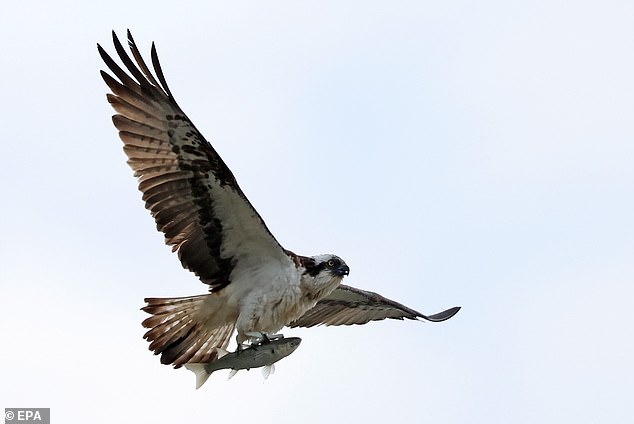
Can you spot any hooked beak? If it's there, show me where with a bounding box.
[334,264,350,277]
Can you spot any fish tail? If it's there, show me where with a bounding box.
[184,363,212,389]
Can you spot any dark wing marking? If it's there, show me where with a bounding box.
[289,284,461,327]
[98,30,289,290]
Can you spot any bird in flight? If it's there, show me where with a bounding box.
[98,30,460,369]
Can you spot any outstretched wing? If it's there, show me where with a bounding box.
[98,30,290,290]
[289,284,460,327]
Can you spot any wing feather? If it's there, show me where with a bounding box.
[99,30,290,290]
[106,94,166,127]
[290,284,461,328]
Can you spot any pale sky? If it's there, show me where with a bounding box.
[1,1,633,423]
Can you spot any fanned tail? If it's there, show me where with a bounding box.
[141,295,234,368]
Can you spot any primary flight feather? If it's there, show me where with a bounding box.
[98,30,459,370]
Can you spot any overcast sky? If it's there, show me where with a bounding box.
[1,1,633,423]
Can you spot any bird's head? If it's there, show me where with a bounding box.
[297,253,349,302]
[302,254,350,278]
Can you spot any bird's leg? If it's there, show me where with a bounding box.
[247,332,286,345]
[239,331,286,349]
[234,332,266,353]
[244,331,268,346]
[235,334,251,353]
[260,333,271,344]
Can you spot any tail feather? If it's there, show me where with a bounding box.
[142,295,200,315]
[187,326,234,364]
[143,309,193,337]
[146,316,194,351]
[141,295,235,368]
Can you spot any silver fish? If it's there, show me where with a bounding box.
[184,336,301,388]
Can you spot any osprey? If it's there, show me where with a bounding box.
[98,30,460,369]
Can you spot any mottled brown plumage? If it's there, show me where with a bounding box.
[290,285,461,328]
[99,30,281,290]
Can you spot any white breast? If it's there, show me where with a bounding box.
[226,254,301,337]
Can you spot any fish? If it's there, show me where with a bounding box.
[184,336,302,388]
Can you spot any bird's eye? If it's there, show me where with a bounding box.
[327,259,336,267]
